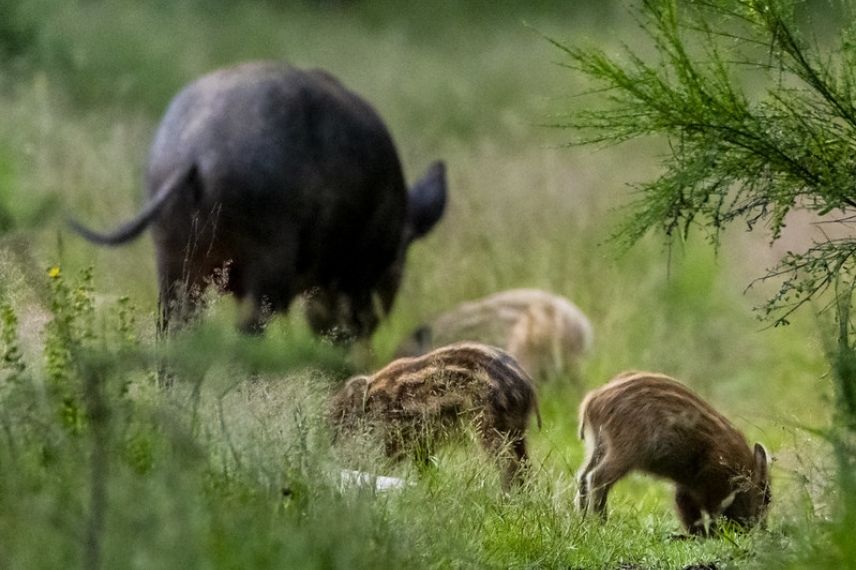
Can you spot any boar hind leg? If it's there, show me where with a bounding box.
[675,486,706,535]
[156,257,206,338]
[586,454,630,520]
[237,258,297,335]
[575,432,606,514]
[383,423,417,466]
[239,296,275,335]
[481,428,528,491]
[411,434,437,472]
[504,435,530,489]
[155,257,207,387]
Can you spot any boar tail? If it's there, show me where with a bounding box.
[68,165,197,245]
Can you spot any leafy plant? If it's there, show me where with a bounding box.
[43,265,95,435]
[556,0,856,563]
[0,300,25,385]
[555,0,856,321]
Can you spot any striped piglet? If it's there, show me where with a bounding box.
[331,342,541,488]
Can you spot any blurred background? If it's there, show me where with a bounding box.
[0,0,824,416]
[0,1,836,567]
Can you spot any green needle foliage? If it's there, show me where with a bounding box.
[555,0,856,324]
[556,0,856,555]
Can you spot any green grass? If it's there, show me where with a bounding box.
[0,1,845,568]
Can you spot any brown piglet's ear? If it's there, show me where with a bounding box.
[754,443,770,482]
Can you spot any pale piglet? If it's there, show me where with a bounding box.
[396,289,592,382]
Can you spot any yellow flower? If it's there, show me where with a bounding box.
[48,266,61,279]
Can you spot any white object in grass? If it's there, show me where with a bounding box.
[339,469,408,492]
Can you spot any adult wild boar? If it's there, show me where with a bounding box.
[71,61,447,337]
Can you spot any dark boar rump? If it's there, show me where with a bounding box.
[70,61,447,338]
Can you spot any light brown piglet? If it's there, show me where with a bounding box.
[395,289,593,382]
[330,342,541,488]
[576,371,771,535]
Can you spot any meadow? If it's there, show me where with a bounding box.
[0,1,842,568]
